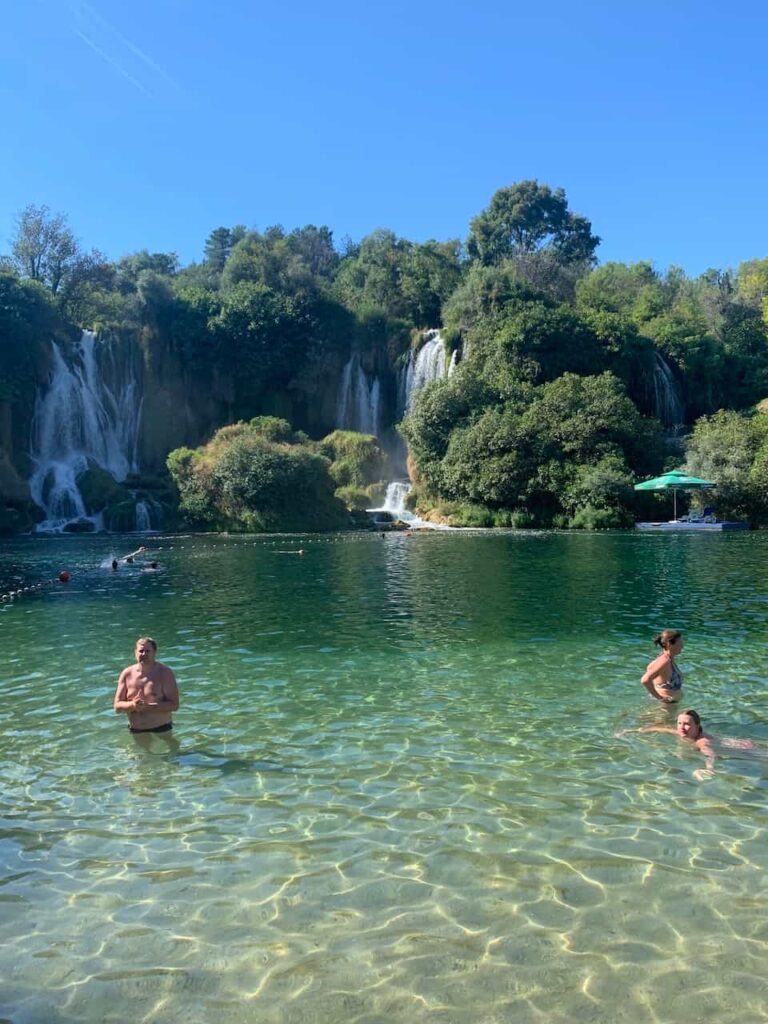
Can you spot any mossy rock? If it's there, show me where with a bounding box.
[77,466,131,514]
[335,485,373,511]
[62,518,97,533]
[0,503,36,535]
[103,500,140,532]
[0,455,31,503]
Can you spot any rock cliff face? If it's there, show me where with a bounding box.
[0,341,55,532]
[1,323,450,532]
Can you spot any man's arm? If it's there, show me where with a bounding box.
[114,670,139,713]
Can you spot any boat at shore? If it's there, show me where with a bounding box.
[635,519,749,531]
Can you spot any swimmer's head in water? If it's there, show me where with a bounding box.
[654,629,683,654]
[677,709,702,739]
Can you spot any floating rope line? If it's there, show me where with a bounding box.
[0,549,157,604]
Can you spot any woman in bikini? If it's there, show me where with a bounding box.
[641,629,684,703]
[620,709,754,780]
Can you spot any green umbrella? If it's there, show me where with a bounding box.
[634,469,716,521]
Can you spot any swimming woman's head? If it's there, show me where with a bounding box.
[676,709,702,739]
[654,629,683,654]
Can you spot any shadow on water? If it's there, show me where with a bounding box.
[171,750,297,774]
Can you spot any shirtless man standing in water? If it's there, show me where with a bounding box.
[114,637,179,736]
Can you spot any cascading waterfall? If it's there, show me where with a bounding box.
[135,496,162,532]
[402,329,448,414]
[384,330,458,507]
[383,481,411,515]
[653,352,684,429]
[377,479,448,530]
[29,330,143,532]
[335,353,381,436]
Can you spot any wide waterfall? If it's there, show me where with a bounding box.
[653,352,684,429]
[29,331,143,532]
[335,353,381,436]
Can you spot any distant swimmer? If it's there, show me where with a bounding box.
[121,545,146,565]
[618,708,754,781]
[114,636,179,741]
[641,629,684,703]
[111,559,119,571]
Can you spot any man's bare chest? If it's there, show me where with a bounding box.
[126,668,165,701]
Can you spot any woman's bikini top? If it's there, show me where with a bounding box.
[656,656,683,691]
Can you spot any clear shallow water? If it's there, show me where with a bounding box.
[2,530,768,1024]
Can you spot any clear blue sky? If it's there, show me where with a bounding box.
[2,0,766,275]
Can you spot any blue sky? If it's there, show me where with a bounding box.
[2,0,766,275]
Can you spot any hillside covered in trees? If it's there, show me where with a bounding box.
[2,181,768,533]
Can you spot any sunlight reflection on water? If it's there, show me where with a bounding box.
[1,531,768,1022]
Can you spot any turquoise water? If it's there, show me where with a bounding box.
[2,530,768,1023]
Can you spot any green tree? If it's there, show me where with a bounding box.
[685,409,768,522]
[576,262,660,316]
[204,226,245,271]
[467,181,600,267]
[491,302,606,384]
[115,250,178,294]
[0,271,61,400]
[210,281,315,400]
[9,205,78,292]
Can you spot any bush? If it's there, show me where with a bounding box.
[569,505,623,530]
[167,420,348,531]
[319,430,389,487]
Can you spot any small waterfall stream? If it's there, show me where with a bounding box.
[653,352,684,429]
[335,353,381,436]
[29,331,143,532]
[372,480,449,530]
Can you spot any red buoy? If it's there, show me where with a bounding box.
[58,570,71,583]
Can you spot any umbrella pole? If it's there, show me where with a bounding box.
[673,489,677,520]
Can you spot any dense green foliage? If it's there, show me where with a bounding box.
[167,419,349,532]
[167,418,390,530]
[0,272,66,401]
[315,430,390,510]
[3,184,768,531]
[684,409,768,523]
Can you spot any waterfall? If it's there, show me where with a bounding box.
[383,481,411,515]
[372,479,449,530]
[402,330,451,414]
[335,353,381,436]
[29,331,143,532]
[134,497,162,532]
[653,352,684,429]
